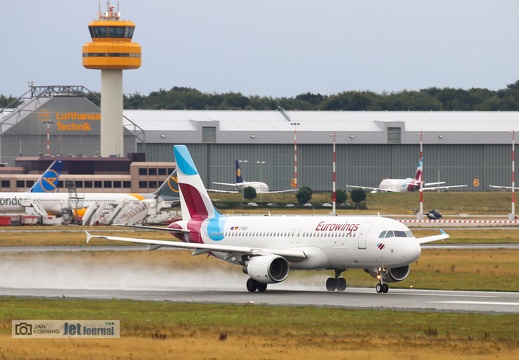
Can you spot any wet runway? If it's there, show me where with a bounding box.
[2,286,518,314]
[1,244,518,314]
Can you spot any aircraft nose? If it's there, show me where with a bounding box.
[403,240,422,262]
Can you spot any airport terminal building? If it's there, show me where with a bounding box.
[1,85,518,193]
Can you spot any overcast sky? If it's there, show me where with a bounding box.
[2,0,519,98]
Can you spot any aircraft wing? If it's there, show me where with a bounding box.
[267,189,296,194]
[208,182,239,193]
[85,231,306,262]
[489,185,519,191]
[347,185,382,192]
[422,182,446,187]
[416,229,449,244]
[421,184,467,191]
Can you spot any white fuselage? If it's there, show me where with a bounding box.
[378,178,417,193]
[177,215,421,270]
[0,192,143,215]
[236,181,269,194]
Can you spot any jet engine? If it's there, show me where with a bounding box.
[365,265,410,282]
[244,255,290,284]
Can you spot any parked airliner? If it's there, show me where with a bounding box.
[0,170,179,216]
[210,160,294,194]
[29,160,64,193]
[86,145,448,293]
[349,157,467,193]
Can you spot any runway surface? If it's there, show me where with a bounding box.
[1,244,518,314]
[2,286,518,314]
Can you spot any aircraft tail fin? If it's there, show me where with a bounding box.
[174,145,220,221]
[152,169,180,203]
[30,160,64,193]
[235,160,245,183]
[414,157,423,182]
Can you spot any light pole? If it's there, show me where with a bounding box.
[435,169,441,193]
[238,160,248,201]
[510,131,515,220]
[331,132,337,216]
[257,160,266,202]
[43,121,53,157]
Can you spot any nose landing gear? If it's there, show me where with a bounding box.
[373,267,389,293]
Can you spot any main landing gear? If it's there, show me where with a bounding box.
[246,278,267,293]
[326,269,347,292]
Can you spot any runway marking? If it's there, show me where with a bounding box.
[432,301,519,306]
[397,291,497,299]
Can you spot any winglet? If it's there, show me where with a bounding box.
[85,230,92,243]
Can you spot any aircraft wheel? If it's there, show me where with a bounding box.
[246,278,258,292]
[326,277,337,291]
[257,283,268,293]
[376,283,382,293]
[382,284,389,293]
[337,278,347,292]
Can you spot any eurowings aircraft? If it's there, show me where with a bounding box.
[0,170,179,216]
[86,145,448,293]
[349,157,467,193]
[210,160,294,194]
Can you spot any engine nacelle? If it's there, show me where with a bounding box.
[365,265,410,283]
[244,255,290,284]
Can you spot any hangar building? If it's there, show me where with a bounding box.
[1,85,518,193]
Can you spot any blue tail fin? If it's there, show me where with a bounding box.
[30,160,64,193]
[235,160,245,183]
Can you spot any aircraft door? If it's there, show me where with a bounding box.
[291,229,301,244]
[358,222,372,249]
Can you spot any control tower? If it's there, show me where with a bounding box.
[82,2,141,157]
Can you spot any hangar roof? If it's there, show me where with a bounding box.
[124,110,519,145]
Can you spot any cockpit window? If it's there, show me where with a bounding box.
[380,230,415,238]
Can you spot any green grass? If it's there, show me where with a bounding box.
[213,191,517,215]
[1,298,518,341]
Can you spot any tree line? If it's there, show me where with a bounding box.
[3,80,519,111]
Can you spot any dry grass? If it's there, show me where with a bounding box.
[0,300,518,360]
[1,334,517,360]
